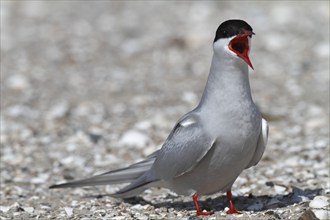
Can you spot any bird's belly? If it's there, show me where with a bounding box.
[164,134,258,196]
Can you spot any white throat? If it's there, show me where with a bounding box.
[198,38,253,110]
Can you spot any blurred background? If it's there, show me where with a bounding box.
[1,1,329,219]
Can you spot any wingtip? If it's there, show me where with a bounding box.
[49,182,73,189]
[49,183,63,189]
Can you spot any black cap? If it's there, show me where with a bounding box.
[214,20,253,42]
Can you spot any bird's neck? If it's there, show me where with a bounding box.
[198,52,253,110]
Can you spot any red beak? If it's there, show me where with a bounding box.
[228,30,255,70]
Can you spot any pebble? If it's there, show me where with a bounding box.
[238,187,251,195]
[314,42,330,58]
[0,206,11,213]
[181,91,197,104]
[135,214,148,220]
[22,207,34,214]
[131,204,144,210]
[30,173,50,184]
[94,153,121,166]
[247,201,264,211]
[64,207,73,216]
[60,155,85,167]
[94,209,106,215]
[135,120,152,131]
[298,209,318,220]
[131,204,151,210]
[111,216,126,220]
[6,74,30,91]
[305,118,327,130]
[46,101,70,120]
[274,185,287,194]
[309,196,329,209]
[5,105,36,118]
[151,114,171,129]
[312,209,330,220]
[118,130,149,149]
[266,198,285,209]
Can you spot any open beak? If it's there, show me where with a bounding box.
[228,30,255,70]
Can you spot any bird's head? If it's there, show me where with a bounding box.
[213,20,255,70]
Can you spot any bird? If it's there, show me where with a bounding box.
[50,19,269,216]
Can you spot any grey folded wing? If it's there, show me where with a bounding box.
[152,112,216,180]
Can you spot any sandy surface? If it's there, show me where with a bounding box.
[1,1,329,219]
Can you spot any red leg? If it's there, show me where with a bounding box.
[192,193,214,216]
[226,191,240,214]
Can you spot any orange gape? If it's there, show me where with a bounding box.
[228,30,255,70]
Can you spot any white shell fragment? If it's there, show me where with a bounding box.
[309,196,330,209]
[118,130,149,149]
[64,207,73,216]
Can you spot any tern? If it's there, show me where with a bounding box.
[50,19,268,216]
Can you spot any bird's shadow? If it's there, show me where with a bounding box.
[85,186,322,215]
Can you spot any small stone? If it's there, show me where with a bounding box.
[247,201,264,211]
[135,120,152,130]
[111,216,126,220]
[314,140,327,149]
[313,209,330,220]
[5,105,35,118]
[298,209,318,220]
[0,206,11,213]
[94,209,106,216]
[46,101,70,120]
[292,186,312,203]
[118,130,149,149]
[285,156,300,166]
[305,118,327,130]
[40,205,51,209]
[60,155,85,167]
[314,42,330,58]
[176,213,183,218]
[64,207,73,216]
[16,206,24,212]
[131,204,147,210]
[22,207,34,214]
[30,173,49,184]
[152,114,170,128]
[265,210,281,219]
[274,185,287,194]
[94,153,121,167]
[6,74,30,91]
[309,196,329,209]
[266,198,285,209]
[266,181,275,187]
[10,202,20,209]
[238,187,251,195]
[13,212,21,216]
[181,91,197,104]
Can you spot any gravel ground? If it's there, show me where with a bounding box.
[1,1,329,219]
